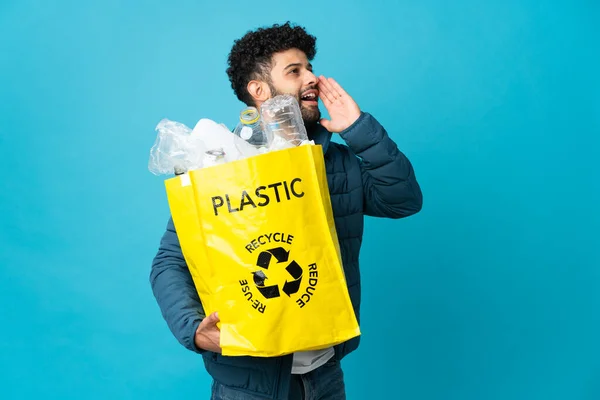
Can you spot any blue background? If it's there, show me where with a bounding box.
[1,0,598,399]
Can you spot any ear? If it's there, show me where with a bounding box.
[247,80,271,104]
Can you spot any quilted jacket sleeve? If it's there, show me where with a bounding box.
[339,112,423,219]
[149,217,206,354]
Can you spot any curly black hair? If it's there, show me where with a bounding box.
[226,22,317,105]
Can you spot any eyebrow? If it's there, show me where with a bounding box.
[284,62,313,71]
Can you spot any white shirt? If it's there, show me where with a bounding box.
[291,347,335,374]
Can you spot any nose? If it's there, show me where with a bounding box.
[305,70,317,86]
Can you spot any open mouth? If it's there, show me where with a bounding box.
[301,89,319,103]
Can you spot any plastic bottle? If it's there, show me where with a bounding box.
[260,95,309,149]
[233,107,272,153]
[203,148,226,168]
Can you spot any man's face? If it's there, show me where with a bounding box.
[266,48,320,125]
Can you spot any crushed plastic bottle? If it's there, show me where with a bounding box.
[148,118,206,176]
[203,148,227,168]
[260,95,309,150]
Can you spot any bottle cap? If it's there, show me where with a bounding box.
[240,107,260,125]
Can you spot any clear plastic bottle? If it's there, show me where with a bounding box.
[260,95,309,149]
[233,107,272,153]
[174,165,187,175]
[203,148,226,168]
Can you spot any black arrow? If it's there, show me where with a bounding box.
[257,285,280,299]
[286,261,302,279]
[252,270,280,299]
[256,247,290,268]
[282,261,303,297]
[269,247,290,263]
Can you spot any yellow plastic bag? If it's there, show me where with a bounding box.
[164,175,214,314]
[165,144,360,357]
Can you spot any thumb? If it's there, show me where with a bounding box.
[205,311,220,325]
[320,118,332,132]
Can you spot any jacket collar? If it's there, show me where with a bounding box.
[308,123,333,154]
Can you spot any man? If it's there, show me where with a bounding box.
[150,22,423,399]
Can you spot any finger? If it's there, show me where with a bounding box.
[210,330,222,350]
[319,75,336,96]
[204,311,220,325]
[319,118,332,131]
[318,76,335,104]
[318,90,333,106]
[328,77,347,98]
[210,331,221,343]
[320,75,341,99]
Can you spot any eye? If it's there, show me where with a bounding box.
[289,68,299,75]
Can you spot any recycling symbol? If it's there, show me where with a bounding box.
[252,247,303,299]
